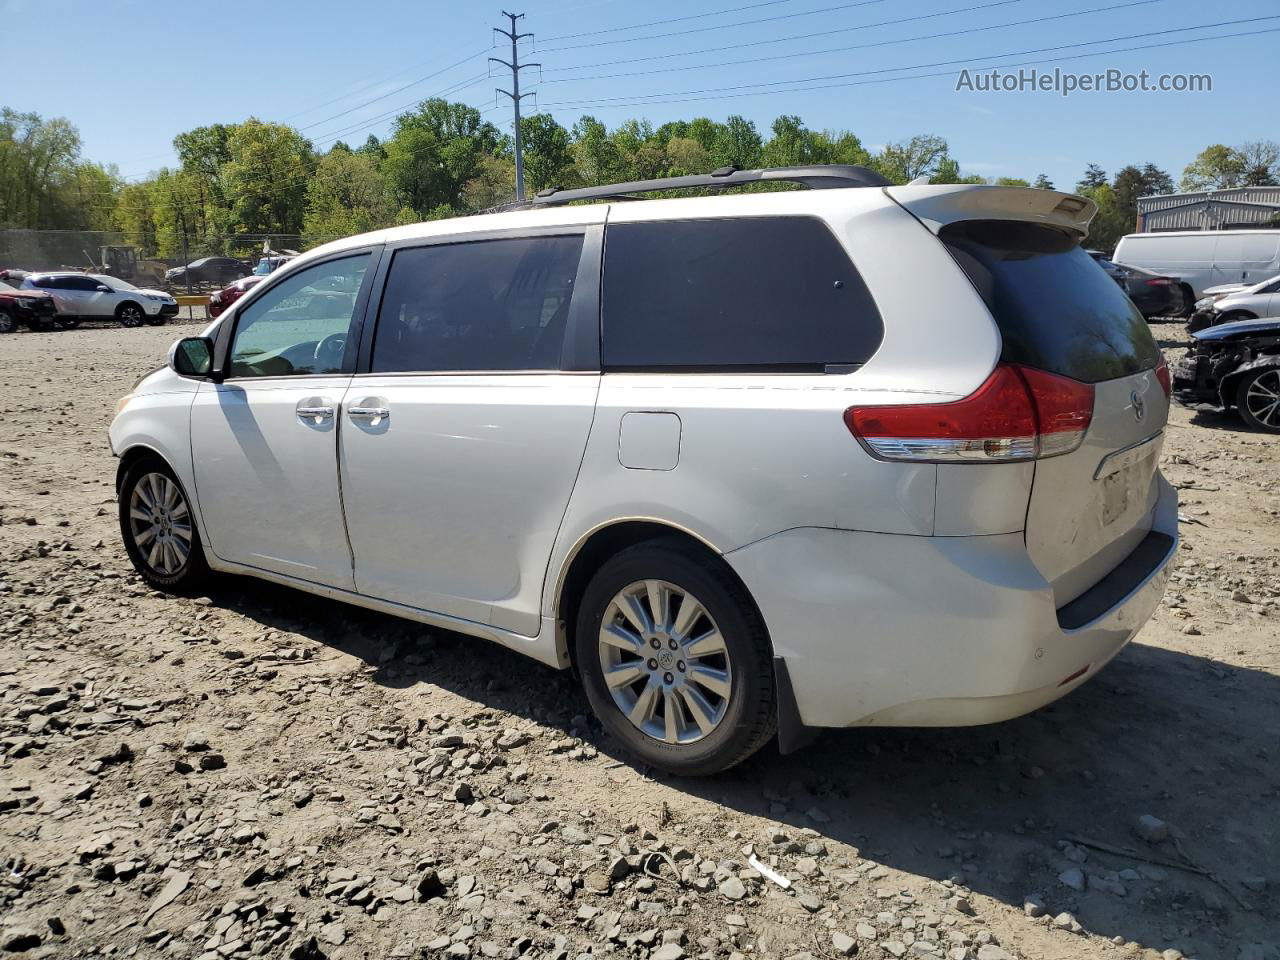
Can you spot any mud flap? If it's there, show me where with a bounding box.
[774,657,818,755]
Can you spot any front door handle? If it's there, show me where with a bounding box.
[296,399,335,424]
[348,401,389,426]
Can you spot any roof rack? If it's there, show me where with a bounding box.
[521,164,891,208]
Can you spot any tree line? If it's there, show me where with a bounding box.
[2,101,1277,259]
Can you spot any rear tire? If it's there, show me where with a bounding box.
[0,310,14,334]
[116,302,145,328]
[1235,368,1280,434]
[118,455,209,593]
[574,539,776,776]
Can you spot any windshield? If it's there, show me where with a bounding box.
[0,281,15,292]
[98,275,137,291]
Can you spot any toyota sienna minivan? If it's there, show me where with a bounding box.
[109,165,1178,775]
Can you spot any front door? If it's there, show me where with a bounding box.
[190,251,376,589]
[339,232,600,636]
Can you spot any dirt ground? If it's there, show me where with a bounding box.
[0,319,1276,960]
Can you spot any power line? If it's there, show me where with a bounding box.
[540,22,1278,111]
[542,0,1031,70]
[540,0,798,42]
[541,0,1165,85]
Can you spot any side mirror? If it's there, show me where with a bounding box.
[169,336,215,379]
[97,285,112,292]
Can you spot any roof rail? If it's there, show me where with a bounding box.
[522,164,891,208]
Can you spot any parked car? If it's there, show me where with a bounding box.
[22,272,177,327]
[1088,251,1191,318]
[252,254,294,276]
[1113,229,1280,299]
[165,257,246,286]
[1187,274,1280,332]
[0,280,58,332]
[208,275,264,318]
[1172,316,1280,433]
[109,168,1177,775]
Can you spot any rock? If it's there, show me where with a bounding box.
[415,868,445,900]
[977,948,1013,960]
[199,753,226,771]
[1135,814,1169,843]
[883,942,908,958]
[1,927,42,952]
[1022,896,1046,918]
[855,922,877,940]
[651,946,685,960]
[797,892,822,913]
[718,877,746,901]
[1232,589,1253,603]
[319,922,346,946]
[831,932,857,956]
[1052,912,1084,934]
[1057,868,1086,892]
[1088,873,1126,896]
[453,782,474,804]
[584,872,611,894]
[947,895,975,915]
[182,730,210,752]
[137,793,152,808]
[607,855,631,881]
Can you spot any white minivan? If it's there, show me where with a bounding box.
[1113,230,1280,298]
[108,166,1178,775]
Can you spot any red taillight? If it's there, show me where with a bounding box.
[1155,353,1171,398]
[844,363,1094,463]
[1145,277,1173,286]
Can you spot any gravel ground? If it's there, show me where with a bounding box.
[0,321,1277,960]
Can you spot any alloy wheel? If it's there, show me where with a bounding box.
[120,306,143,327]
[128,472,193,575]
[597,579,732,745]
[1244,370,1280,429]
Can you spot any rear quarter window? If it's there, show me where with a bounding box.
[602,216,882,371]
[941,220,1159,383]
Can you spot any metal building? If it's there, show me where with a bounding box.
[1136,187,1280,232]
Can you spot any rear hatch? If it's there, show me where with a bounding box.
[892,186,1168,606]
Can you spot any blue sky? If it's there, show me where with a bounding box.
[4,0,1277,191]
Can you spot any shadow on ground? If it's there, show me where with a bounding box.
[204,576,1279,959]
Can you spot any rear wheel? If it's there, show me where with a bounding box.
[116,302,145,328]
[0,310,15,334]
[118,456,209,592]
[55,317,81,330]
[1236,368,1280,434]
[574,540,776,776]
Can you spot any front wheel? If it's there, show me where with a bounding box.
[0,310,15,334]
[118,457,209,592]
[1236,368,1280,434]
[116,302,145,328]
[55,318,81,330]
[575,540,776,776]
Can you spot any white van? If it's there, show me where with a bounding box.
[1114,230,1280,298]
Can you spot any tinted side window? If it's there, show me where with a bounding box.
[941,220,1159,383]
[228,254,369,378]
[70,276,102,291]
[601,217,882,371]
[371,235,585,373]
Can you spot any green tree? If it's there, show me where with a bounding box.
[711,116,761,169]
[1237,140,1280,186]
[303,149,397,241]
[222,119,314,236]
[519,114,575,193]
[1180,145,1245,191]
[1077,182,1127,251]
[1033,173,1055,190]
[1076,163,1108,192]
[665,137,711,176]
[462,154,517,211]
[383,99,501,215]
[873,135,950,183]
[571,116,622,185]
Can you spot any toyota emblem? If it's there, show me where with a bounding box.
[1131,390,1146,422]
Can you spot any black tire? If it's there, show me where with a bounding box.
[1177,284,1195,317]
[574,538,776,776]
[1235,367,1280,434]
[116,301,146,328]
[118,455,209,593]
[59,318,81,330]
[0,310,15,334]
[145,315,168,327]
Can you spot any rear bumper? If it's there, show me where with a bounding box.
[727,473,1178,730]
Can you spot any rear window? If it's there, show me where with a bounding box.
[941,220,1159,383]
[602,217,882,371]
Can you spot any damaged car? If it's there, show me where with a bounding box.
[1172,317,1280,432]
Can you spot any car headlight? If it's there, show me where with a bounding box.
[1195,297,1213,309]
[144,294,165,302]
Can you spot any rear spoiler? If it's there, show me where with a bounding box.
[885,184,1097,240]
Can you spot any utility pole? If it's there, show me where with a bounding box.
[490,12,539,201]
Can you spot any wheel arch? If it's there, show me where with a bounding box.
[1221,355,1280,410]
[553,519,769,668]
